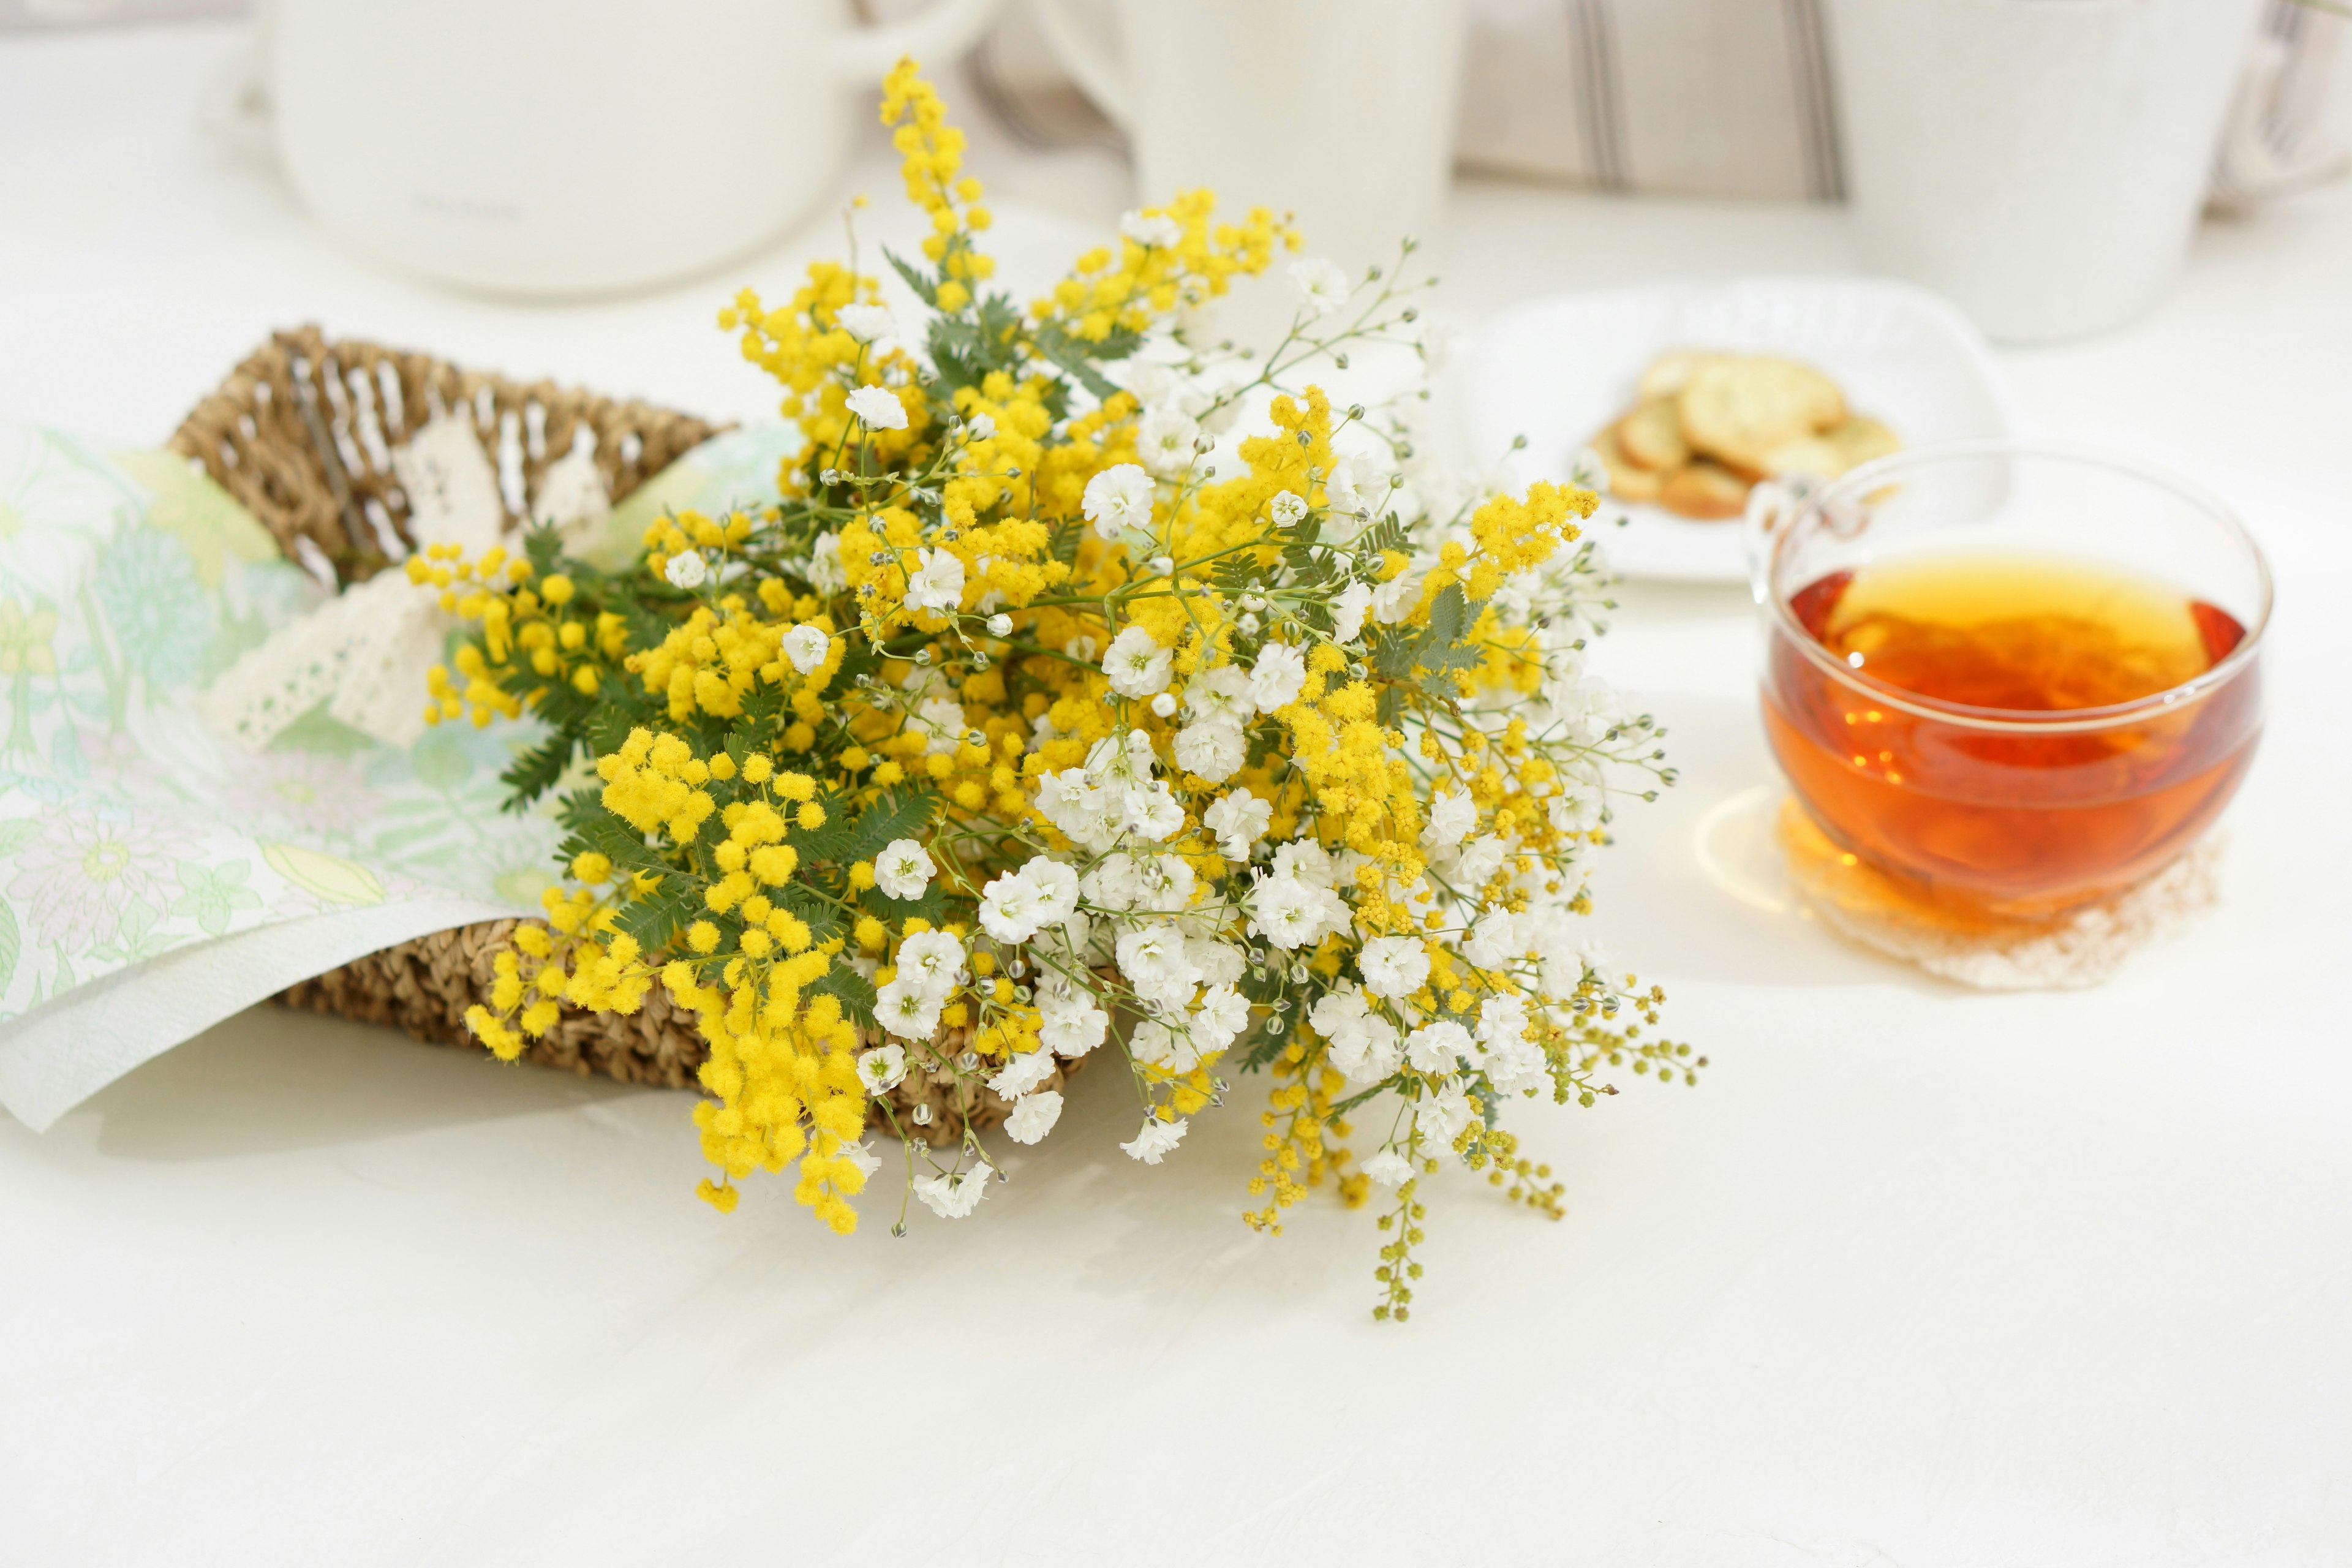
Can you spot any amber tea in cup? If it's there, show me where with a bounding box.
[1754,443,2269,919]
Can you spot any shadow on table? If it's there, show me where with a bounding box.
[61,1004,658,1164]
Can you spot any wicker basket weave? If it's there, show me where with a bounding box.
[167,327,1068,1141]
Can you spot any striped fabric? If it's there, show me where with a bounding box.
[971,0,2342,208]
[1456,0,1844,200]
[1455,0,2340,204]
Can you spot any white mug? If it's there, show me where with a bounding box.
[1827,0,2264,343]
[1030,0,1468,281]
[270,0,1002,298]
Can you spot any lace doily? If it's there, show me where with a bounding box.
[203,417,610,752]
[1775,799,2221,990]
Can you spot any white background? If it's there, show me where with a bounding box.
[4,21,2351,1567]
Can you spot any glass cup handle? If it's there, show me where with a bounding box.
[1744,475,1815,606]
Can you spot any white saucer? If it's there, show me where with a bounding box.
[1460,276,2019,582]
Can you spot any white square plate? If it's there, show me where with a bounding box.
[1459,276,2019,582]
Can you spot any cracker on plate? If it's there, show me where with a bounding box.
[1590,428,1664,502]
[1674,358,1847,472]
[1615,399,1690,471]
[1761,415,1901,481]
[1659,460,1752,520]
[1635,350,1724,402]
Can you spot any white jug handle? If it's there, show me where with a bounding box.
[1027,0,1135,131]
[832,0,1006,85]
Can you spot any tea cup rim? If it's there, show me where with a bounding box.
[1762,439,2273,734]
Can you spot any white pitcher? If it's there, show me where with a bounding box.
[270,0,1002,298]
[1030,0,1468,281]
[1827,0,2265,342]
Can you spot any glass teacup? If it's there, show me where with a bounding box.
[1751,442,2271,920]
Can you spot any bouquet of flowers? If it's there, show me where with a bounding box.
[426,63,1694,1317]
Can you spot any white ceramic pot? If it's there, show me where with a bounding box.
[270,0,1001,298]
[1029,0,1468,279]
[1827,0,2264,342]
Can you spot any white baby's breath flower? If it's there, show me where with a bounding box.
[1371,572,1419,625]
[916,695,966,755]
[1104,625,1173,698]
[1132,851,1196,913]
[1082,463,1155,540]
[914,1167,990,1219]
[1268,490,1308,526]
[1136,405,1201,479]
[1416,1084,1477,1146]
[903,546,965,615]
[1202,790,1272,858]
[1247,642,1308,713]
[1191,983,1252,1050]
[1417,317,1466,373]
[1422,785,1476,851]
[1271,840,1336,890]
[1406,1019,1474,1075]
[874,976,943,1040]
[1117,358,1175,408]
[782,623,831,674]
[1022,858,1080,929]
[963,412,995,441]
[1248,872,1322,951]
[1358,934,1431,1000]
[874,837,935,901]
[979,866,1041,943]
[1120,780,1185,842]
[835,302,897,344]
[986,612,1013,637]
[1362,1149,1414,1187]
[1040,993,1109,1056]
[845,383,907,431]
[1186,663,1256,723]
[1463,905,1521,970]
[1323,1008,1403,1086]
[895,929,967,995]
[1324,450,1392,521]
[1005,1089,1065,1145]
[1172,718,1246,782]
[857,1044,908,1093]
[839,1140,883,1182]
[1120,209,1185,249]
[1454,833,1508,891]
[989,1050,1058,1099]
[1150,692,1177,718]
[664,550,708,590]
[1549,789,1604,833]
[1330,581,1373,644]
[806,530,846,593]
[1120,1115,1189,1165]
[1287,257,1351,320]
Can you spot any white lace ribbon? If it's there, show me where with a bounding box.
[201,416,611,752]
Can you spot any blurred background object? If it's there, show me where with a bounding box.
[0,0,235,25]
[10,0,2343,337]
[1025,0,1468,277]
[1829,0,2266,343]
[263,0,1000,297]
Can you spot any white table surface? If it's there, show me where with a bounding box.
[6,21,2352,1567]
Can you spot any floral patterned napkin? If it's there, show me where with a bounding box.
[0,421,794,1127]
